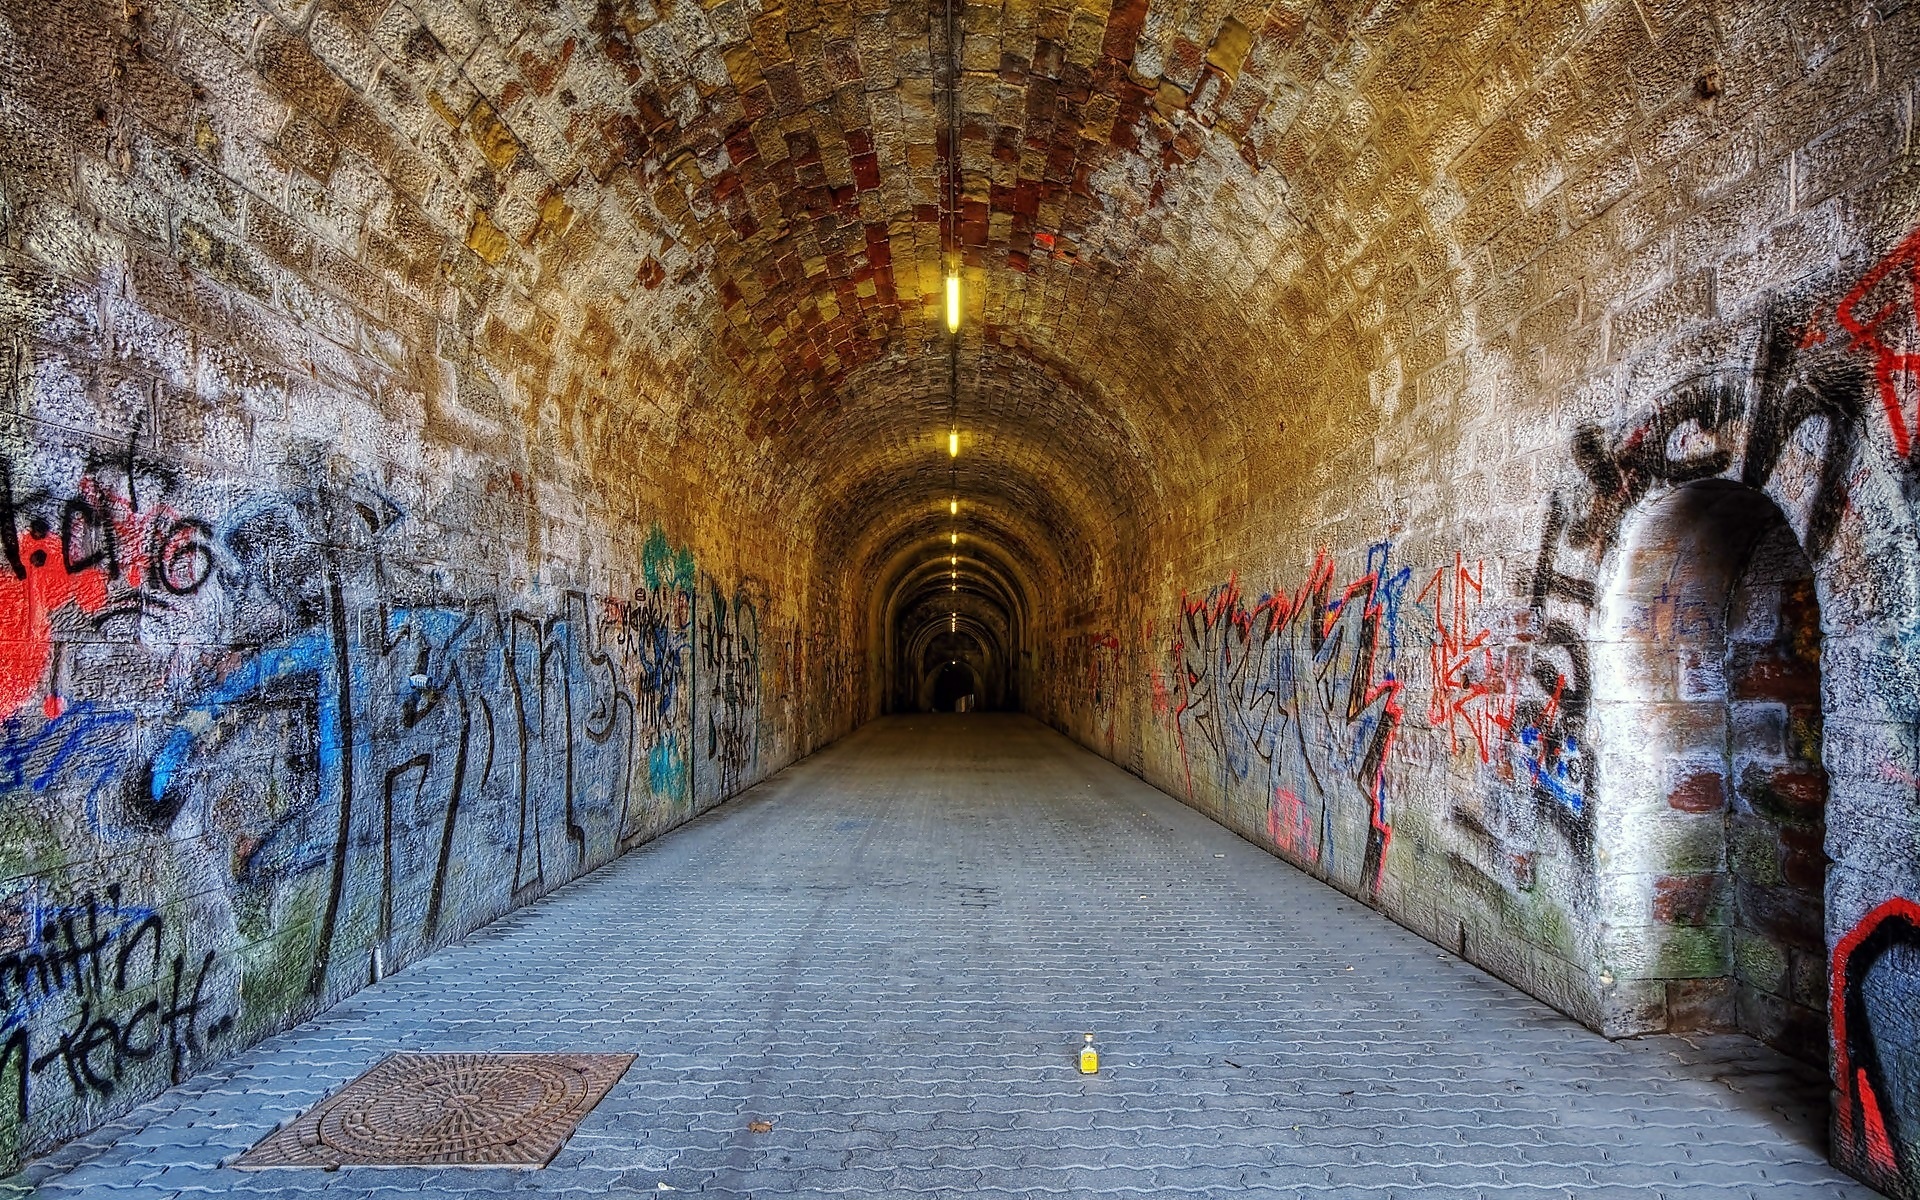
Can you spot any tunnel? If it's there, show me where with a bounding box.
[2,0,1919,1194]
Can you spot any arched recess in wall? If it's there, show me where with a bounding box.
[1551,332,1920,1193]
[1589,480,1829,1062]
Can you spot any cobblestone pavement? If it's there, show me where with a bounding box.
[11,715,1879,1199]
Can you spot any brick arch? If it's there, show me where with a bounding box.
[900,594,1012,712]
[922,660,982,713]
[1588,479,1829,1059]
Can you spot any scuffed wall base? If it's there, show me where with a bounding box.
[1042,709,1609,1040]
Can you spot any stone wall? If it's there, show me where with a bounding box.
[1028,2,1920,1195]
[1722,518,1828,1059]
[0,0,858,1169]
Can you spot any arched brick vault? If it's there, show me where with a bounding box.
[198,0,1444,649]
[888,552,1026,633]
[900,597,1010,704]
[890,556,1022,706]
[123,0,1490,661]
[7,0,1920,1188]
[864,520,1051,712]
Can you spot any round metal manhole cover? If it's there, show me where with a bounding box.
[234,1052,634,1169]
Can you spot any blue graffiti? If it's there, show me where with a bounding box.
[1520,726,1583,813]
[1360,540,1414,659]
[632,605,687,730]
[0,703,135,804]
[147,633,337,807]
[647,735,683,795]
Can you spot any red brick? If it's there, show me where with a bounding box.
[1653,874,1724,926]
[1667,770,1727,813]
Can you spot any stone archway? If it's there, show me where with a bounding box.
[1590,479,1829,1063]
[927,661,980,712]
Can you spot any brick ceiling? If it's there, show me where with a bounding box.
[181,0,1702,645]
[383,0,1461,619]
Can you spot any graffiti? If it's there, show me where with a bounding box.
[801,627,861,750]
[1168,546,1407,896]
[700,580,761,796]
[1833,897,1920,1186]
[1833,224,1920,464]
[610,585,692,733]
[0,703,135,810]
[137,582,716,986]
[604,541,699,839]
[1085,631,1121,751]
[378,605,486,941]
[0,889,231,1136]
[0,440,216,720]
[1519,298,1871,841]
[1048,630,1122,751]
[0,432,779,1165]
[1417,554,1518,766]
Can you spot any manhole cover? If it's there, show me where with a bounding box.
[233,1052,634,1169]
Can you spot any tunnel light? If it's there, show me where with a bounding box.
[950,531,958,545]
[951,614,957,631]
[950,498,958,515]
[950,554,956,565]
[948,429,959,457]
[946,273,961,332]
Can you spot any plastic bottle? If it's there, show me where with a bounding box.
[1079,1032,1099,1074]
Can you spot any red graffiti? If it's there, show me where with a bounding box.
[1832,895,1920,1180]
[1836,225,1920,459]
[0,526,111,720]
[0,467,214,720]
[1879,762,1920,790]
[1268,786,1315,866]
[1418,554,1518,765]
[1171,551,1404,894]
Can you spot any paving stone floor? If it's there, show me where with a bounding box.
[10,715,1880,1199]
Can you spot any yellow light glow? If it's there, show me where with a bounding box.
[946,274,961,332]
[951,532,958,545]
[949,499,958,515]
[948,430,959,457]
[950,555,956,565]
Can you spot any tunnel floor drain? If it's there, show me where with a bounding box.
[233,1052,634,1169]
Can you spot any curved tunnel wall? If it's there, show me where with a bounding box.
[2,0,1920,1193]
[1003,10,1920,1198]
[0,0,867,1168]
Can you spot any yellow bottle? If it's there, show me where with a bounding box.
[1079,1032,1099,1074]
